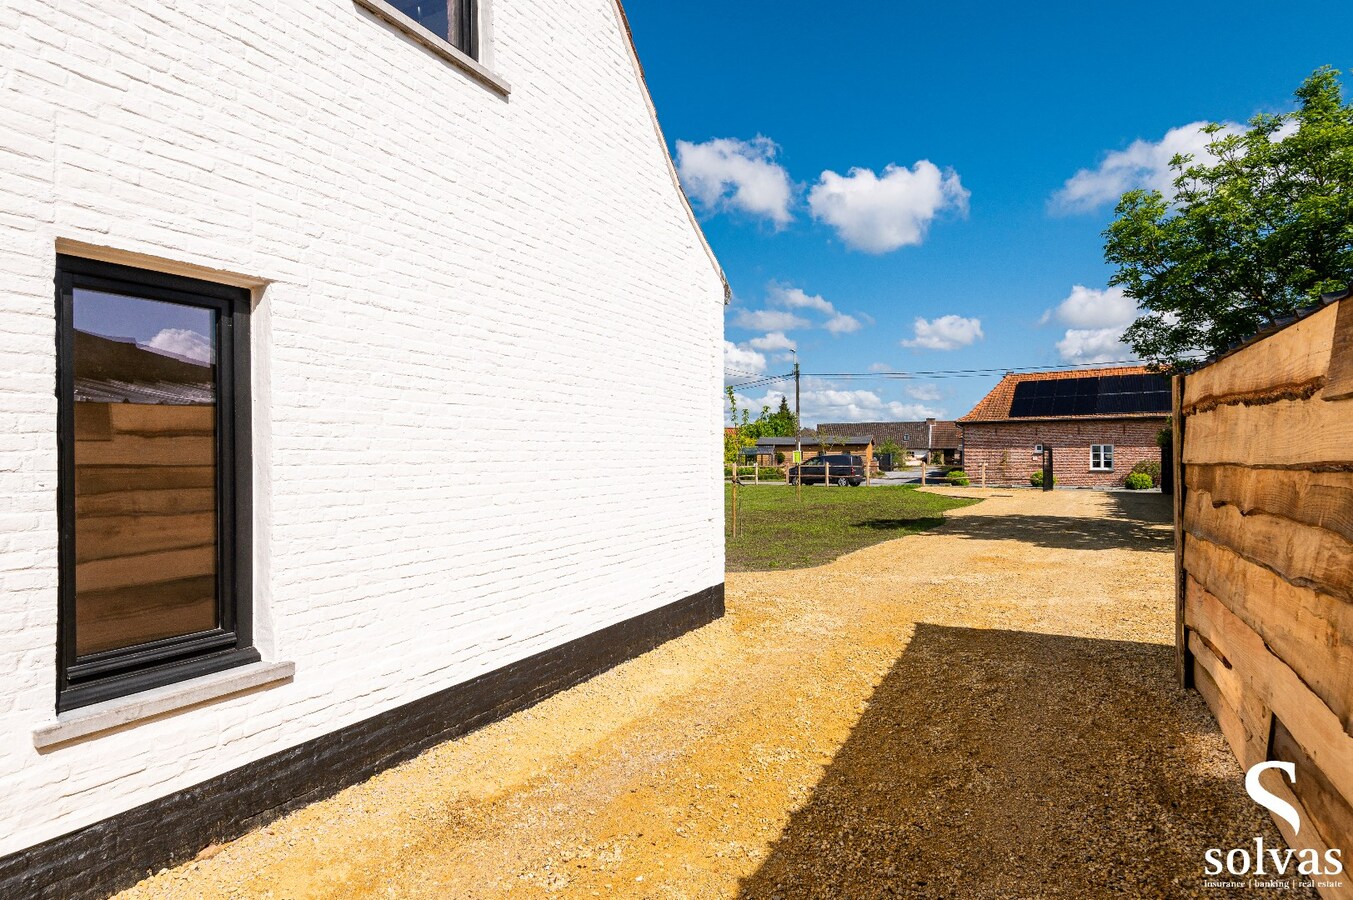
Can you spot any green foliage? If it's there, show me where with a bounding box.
[1156,423,1173,448]
[1130,459,1162,486]
[1125,472,1155,490]
[946,470,971,486]
[1029,470,1057,487]
[878,439,904,458]
[1106,67,1353,371]
[725,389,797,464]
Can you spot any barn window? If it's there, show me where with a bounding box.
[55,257,256,712]
[1090,444,1114,471]
[1033,443,1043,455]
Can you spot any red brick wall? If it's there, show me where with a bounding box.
[960,418,1167,487]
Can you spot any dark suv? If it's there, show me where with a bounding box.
[788,454,865,486]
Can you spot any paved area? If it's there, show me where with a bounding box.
[117,489,1301,899]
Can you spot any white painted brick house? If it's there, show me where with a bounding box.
[0,0,726,893]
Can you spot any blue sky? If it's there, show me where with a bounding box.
[624,0,1353,426]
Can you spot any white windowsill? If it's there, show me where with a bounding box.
[32,661,295,751]
[354,0,511,97]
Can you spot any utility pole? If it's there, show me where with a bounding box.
[793,354,801,503]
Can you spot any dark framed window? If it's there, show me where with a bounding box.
[388,0,478,57]
[55,256,256,712]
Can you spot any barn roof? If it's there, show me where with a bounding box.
[958,365,1170,423]
[816,421,961,450]
[755,435,874,447]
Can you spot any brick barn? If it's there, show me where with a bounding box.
[0,0,727,896]
[958,366,1171,488]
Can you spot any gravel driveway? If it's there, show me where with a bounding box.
[117,489,1304,899]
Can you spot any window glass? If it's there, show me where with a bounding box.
[72,289,219,655]
[389,0,450,40]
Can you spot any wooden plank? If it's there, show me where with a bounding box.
[107,403,215,436]
[1190,464,1353,545]
[75,512,215,564]
[76,465,215,495]
[1185,486,1353,604]
[75,575,217,656]
[1183,302,1336,408]
[1186,535,1353,734]
[1184,583,1353,812]
[76,487,216,518]
[75,545,215,593]
[1255,774,1347,900]
[1271,716,1353,864]
[1190,629,1268,768]
[74,433,215,467]
[1183,389,1353,467]
[1173,373,1189,687]
[1325,297,1353,402]
[73,402,112,441]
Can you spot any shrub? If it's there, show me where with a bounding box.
[1130,459,1162,486]
[1029,470,1056,487]
[1125,472,1154,490]
[947,470,970,486]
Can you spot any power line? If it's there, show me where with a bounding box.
[726,359,1148,392]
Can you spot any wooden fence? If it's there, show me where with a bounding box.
[1175,290,1352,891]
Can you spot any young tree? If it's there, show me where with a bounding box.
[763,396,798,438]
[1107,67,1353,371]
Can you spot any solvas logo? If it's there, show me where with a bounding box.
[1204,761,1344,880]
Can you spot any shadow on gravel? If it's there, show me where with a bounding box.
[894,493,1174,553]
[738,624,1302,900]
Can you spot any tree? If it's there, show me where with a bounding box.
[1107,67,1353,371]
[763,397,798,438]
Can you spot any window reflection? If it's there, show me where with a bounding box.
[72,290,219,655]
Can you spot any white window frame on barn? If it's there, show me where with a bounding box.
[1033,443,1043,455]
[1090,444,1115,471]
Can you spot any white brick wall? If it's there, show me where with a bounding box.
[0,0,725,853]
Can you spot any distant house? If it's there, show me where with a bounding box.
[816,418,961,465]
[958,366,1170,487]
[747,435,875,468]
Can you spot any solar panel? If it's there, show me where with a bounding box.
[1007,373,1170,418]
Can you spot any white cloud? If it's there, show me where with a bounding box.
[1043,284,1138,329]
[675,136,795,227]
[730,377,942,427]
[748,331,796,352]
[731,308,810,331]
[1050,121,1244,213]
[808,160,969,253]
[1041,284,1142,365]
[867,362,893,373]
[1056,328,1133,365]
[767,281,833,314]
[824,312,863,335]
[723,340,767,377]
[764,280,868,336]
[900,315,984,351]
[905,383,942,402]
[142,328,213,365]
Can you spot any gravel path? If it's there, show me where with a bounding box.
[118,489,1305,899]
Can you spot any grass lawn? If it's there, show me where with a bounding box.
[725,484,981,572]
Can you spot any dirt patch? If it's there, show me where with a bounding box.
[116,489,1305,899]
